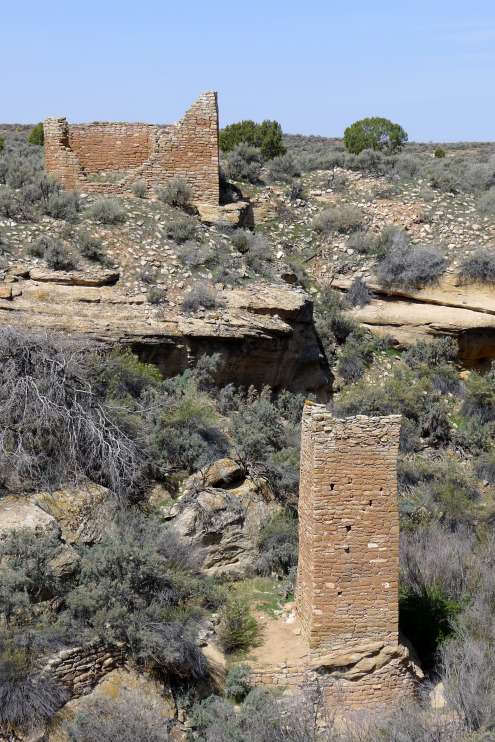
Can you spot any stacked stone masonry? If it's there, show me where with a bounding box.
[44,91,220,205]
[42,640,126,697]
[246,404,418,711]
[296,404,401,654]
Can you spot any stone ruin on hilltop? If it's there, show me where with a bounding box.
[43,91,250,225]
[247,402,421,711]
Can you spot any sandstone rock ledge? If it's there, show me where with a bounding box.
[0,277,331,397]
[335,273,495,365]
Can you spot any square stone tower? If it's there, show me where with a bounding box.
[295,403,401,654]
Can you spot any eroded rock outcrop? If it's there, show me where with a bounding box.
[0,272,331,397]
[335,273,495,365]
[167,459,280,576]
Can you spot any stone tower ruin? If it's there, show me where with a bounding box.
[247,403,419,709]
[296,402,401,655]
[43,91,220,205]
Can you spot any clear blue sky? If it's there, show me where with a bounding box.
[3,0,495,141]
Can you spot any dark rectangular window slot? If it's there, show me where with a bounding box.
[344,546,350,553]
[369,499,373,506]
[337,589,342,596]
[346,525,352,532]
[330,483,335,491]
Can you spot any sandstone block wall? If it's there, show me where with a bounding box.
[43,640,125,697]
[44,91,220,205]
[295,404,401,653]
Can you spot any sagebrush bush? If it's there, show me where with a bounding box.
[217,599,259,653]
[78,231,106,262]
[0,186,35,222]
[267,153,300,183]
[477,188,495,217]
[394,153,421,178]
[459,248,495,284]
[181,283,221,313]
[434,147,446,158]
[312,205,362,234]
[224,143,263,184]
[43,191,80,221]
[156,177,192,208]
[44,240,76,271]
[376,243,447,289]
[0,642,68,735]
[347,230,376,255]
[177,240,213,268]
[224,664,252,702]
[61,513,215,678]
[347,277,371,307]
[88,197,126,224]
[166,214,197,243]
[66,688,170,742]
[131,179,147,198]
[255,512,298,577]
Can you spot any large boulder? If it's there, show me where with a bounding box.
[0,496,60,539]
[169,465,279,576]
[33,484,112,544]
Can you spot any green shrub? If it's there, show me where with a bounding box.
[399,585,461,670]
[156,177,192,208]
[61,513,215,678]
[217,599,259,653]
[376,243,447,289]
[88,198,126,225]
[147,286,166,305]
[312,205,362,234]
[224,664,253,702]
[434,147,446,158]
[344,117,408,154]
[403,337,457,369]
[28,123,44,146]
[0,136,4,153]
[224,143,263,184]
[219,120,285,160]
[459,248,495,284]
[462,366,495,423]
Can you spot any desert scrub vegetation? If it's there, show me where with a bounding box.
[223,143,263,184]
[181,282,222,313]
[459,247,495,284]
[166,213,197,243]
[88,197,126,225]
[477,187,495,217]
[65,688,170,742]
[131,179,147,198]
[312,205,363,234]
[375,239,447,289]
[156,176,192,208]
[217,598,259,653]
[267,152,300,183]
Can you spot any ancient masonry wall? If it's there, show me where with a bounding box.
[42,640,126,697]
[43,91,220,205]
[295,404,401,654]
